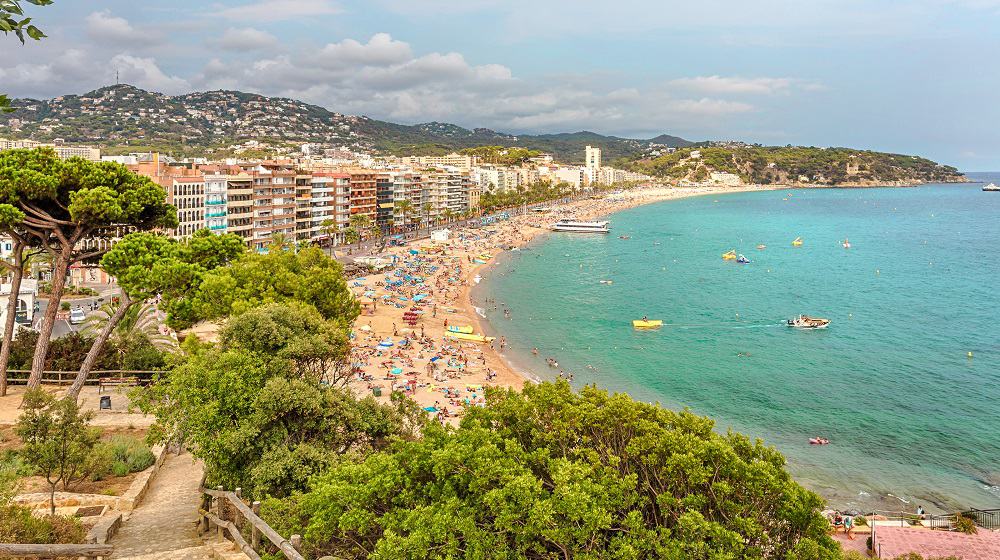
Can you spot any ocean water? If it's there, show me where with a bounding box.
[475,180,1000,512]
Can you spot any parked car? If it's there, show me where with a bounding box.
[69,308,86,325]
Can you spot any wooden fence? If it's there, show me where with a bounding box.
[200,486,306,560]
[0,543,113,559]
[3,370,162,386]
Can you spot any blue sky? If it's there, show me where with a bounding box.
[3,0,1000,169]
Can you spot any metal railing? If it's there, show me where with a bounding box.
[962,508,1000,530]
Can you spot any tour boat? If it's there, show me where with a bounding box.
[551,220,610,233]
[787,315,830,329]
[984,183,1000,191]
[633,319,663,329]
[792,237,804,247]
[722,250,737,260]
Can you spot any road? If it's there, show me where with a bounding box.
[33,285,120,339]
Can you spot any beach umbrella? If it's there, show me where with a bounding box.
[391,367,403,375]
[379,338,394,347]
[423,406,439,412]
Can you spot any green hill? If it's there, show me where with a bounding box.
[622,145,965,186]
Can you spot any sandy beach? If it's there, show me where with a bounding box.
[346,184,779,420]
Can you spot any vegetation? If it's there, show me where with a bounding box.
[85,435,156,482]
[161,246,358,330]
[261,382,839,560]
[0,461,85,547]
[4,329,168,375]
[0,148,176,388]
[15,389,97,515]
[459,146,542,165]
[623,145,964,185]
[1,0,52,114]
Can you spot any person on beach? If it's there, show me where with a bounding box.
[843,514,854,539]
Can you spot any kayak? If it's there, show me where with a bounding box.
[633,320,663,329]
[446,332,495,343]
[447,325,475,334]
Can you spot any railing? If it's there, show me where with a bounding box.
[0,543,113,558]
[200,486,305,560]
[962,508,1000,530]
[4,369,163,386]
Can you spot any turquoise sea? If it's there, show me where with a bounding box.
[474,179,1000,512]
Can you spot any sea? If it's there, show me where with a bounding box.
[473,176,1000,513]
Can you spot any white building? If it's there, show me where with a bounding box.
[0,278,38,329]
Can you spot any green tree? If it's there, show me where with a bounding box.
[15,389,98,515]
[281,382,839,560]
[0,229,42,396]
[348,214,372,242]
[394,200,414,231]
[162,246,359,331]
[1,0,53,114]
[0,149,177,388]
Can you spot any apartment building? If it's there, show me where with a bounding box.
[308,172,351,244]
[0,138,100,160]
[346,171,378,223]
[225,174,254,243]
[400,153,475,172]
[204,174,228,234]
[172,177,206,238]
[249,165,298,252]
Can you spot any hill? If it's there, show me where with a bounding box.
[621,145,965,186]
[0,84,692,163]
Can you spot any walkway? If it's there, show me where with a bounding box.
[110,453,213,560]
[874,525,1000,559]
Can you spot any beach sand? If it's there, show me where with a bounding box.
[346,184,778,421]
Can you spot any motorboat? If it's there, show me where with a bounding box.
[633,319,663,329]
[756,244,767,250]
[552,220,610,233]
[736,254,750,264]
[722,250,737,260]
[787,315,830,329]
[599,280,614,285]
[984,183,1000,191]
[792,237,803,246]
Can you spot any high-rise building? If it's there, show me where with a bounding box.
[585,146,602,172]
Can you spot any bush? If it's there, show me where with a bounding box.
[84,436,155,482]
[953,514,977,534]
[0,456,86,545]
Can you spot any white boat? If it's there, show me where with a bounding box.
[787,315,830,329]
[983,183,1000,191]
[551,219,610,233]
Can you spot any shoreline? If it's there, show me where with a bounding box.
[346,184,778,416]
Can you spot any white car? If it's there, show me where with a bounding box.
[69,308,86,325]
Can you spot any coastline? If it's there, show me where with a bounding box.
[346,184,779,414]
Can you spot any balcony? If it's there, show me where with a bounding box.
[206,211,227,218]
[206,200,226,206]
[209,224,227,231]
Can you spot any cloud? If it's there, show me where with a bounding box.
[215,27,279,51]
[668,76,811,95]
[213,0,341,21]
[84,11,162,46]
[110,55,191,94]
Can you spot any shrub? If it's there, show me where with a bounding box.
[953,514,977,534]
[83,436,155,482]
[111,461,130,478]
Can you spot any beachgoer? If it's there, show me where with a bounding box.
[916,505,925,518]
[843,515,854,539]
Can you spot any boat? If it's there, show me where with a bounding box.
[792,237,803,246]
[756,244,767,250]
[787,315,830,329]
[633,319,663,329]
[736,254,750,264]
[842,238,851,249]
[809,437,831,445]
[551,219,610,233]
[447,325,475,334]
[446,332,495,343]
[618,235,631,240]
[722,250,737,260]
[599,280,614,285]
[984,183,1000,191]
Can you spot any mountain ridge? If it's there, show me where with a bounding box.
[0,84,692,162]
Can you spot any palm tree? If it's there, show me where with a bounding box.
[82,300,177,353]
[441,208,456,225]
[421,202,434,234]
[268,232,294,252]
[320,218,338,255]
[394,200,414,232]
[349,214,372,243]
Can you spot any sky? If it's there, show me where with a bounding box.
[2,0,1000,169]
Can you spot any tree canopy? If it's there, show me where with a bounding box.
[271,382,839,560]
[162,246,358,330]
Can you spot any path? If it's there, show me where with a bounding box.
[110,453,213,560]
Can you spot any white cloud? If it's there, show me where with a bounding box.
[315,33,412,68]
[213,0,341,21]
[215,27,279,51]
[110,55,191,94]
[668,76,806,95]
[85,11,162,46]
